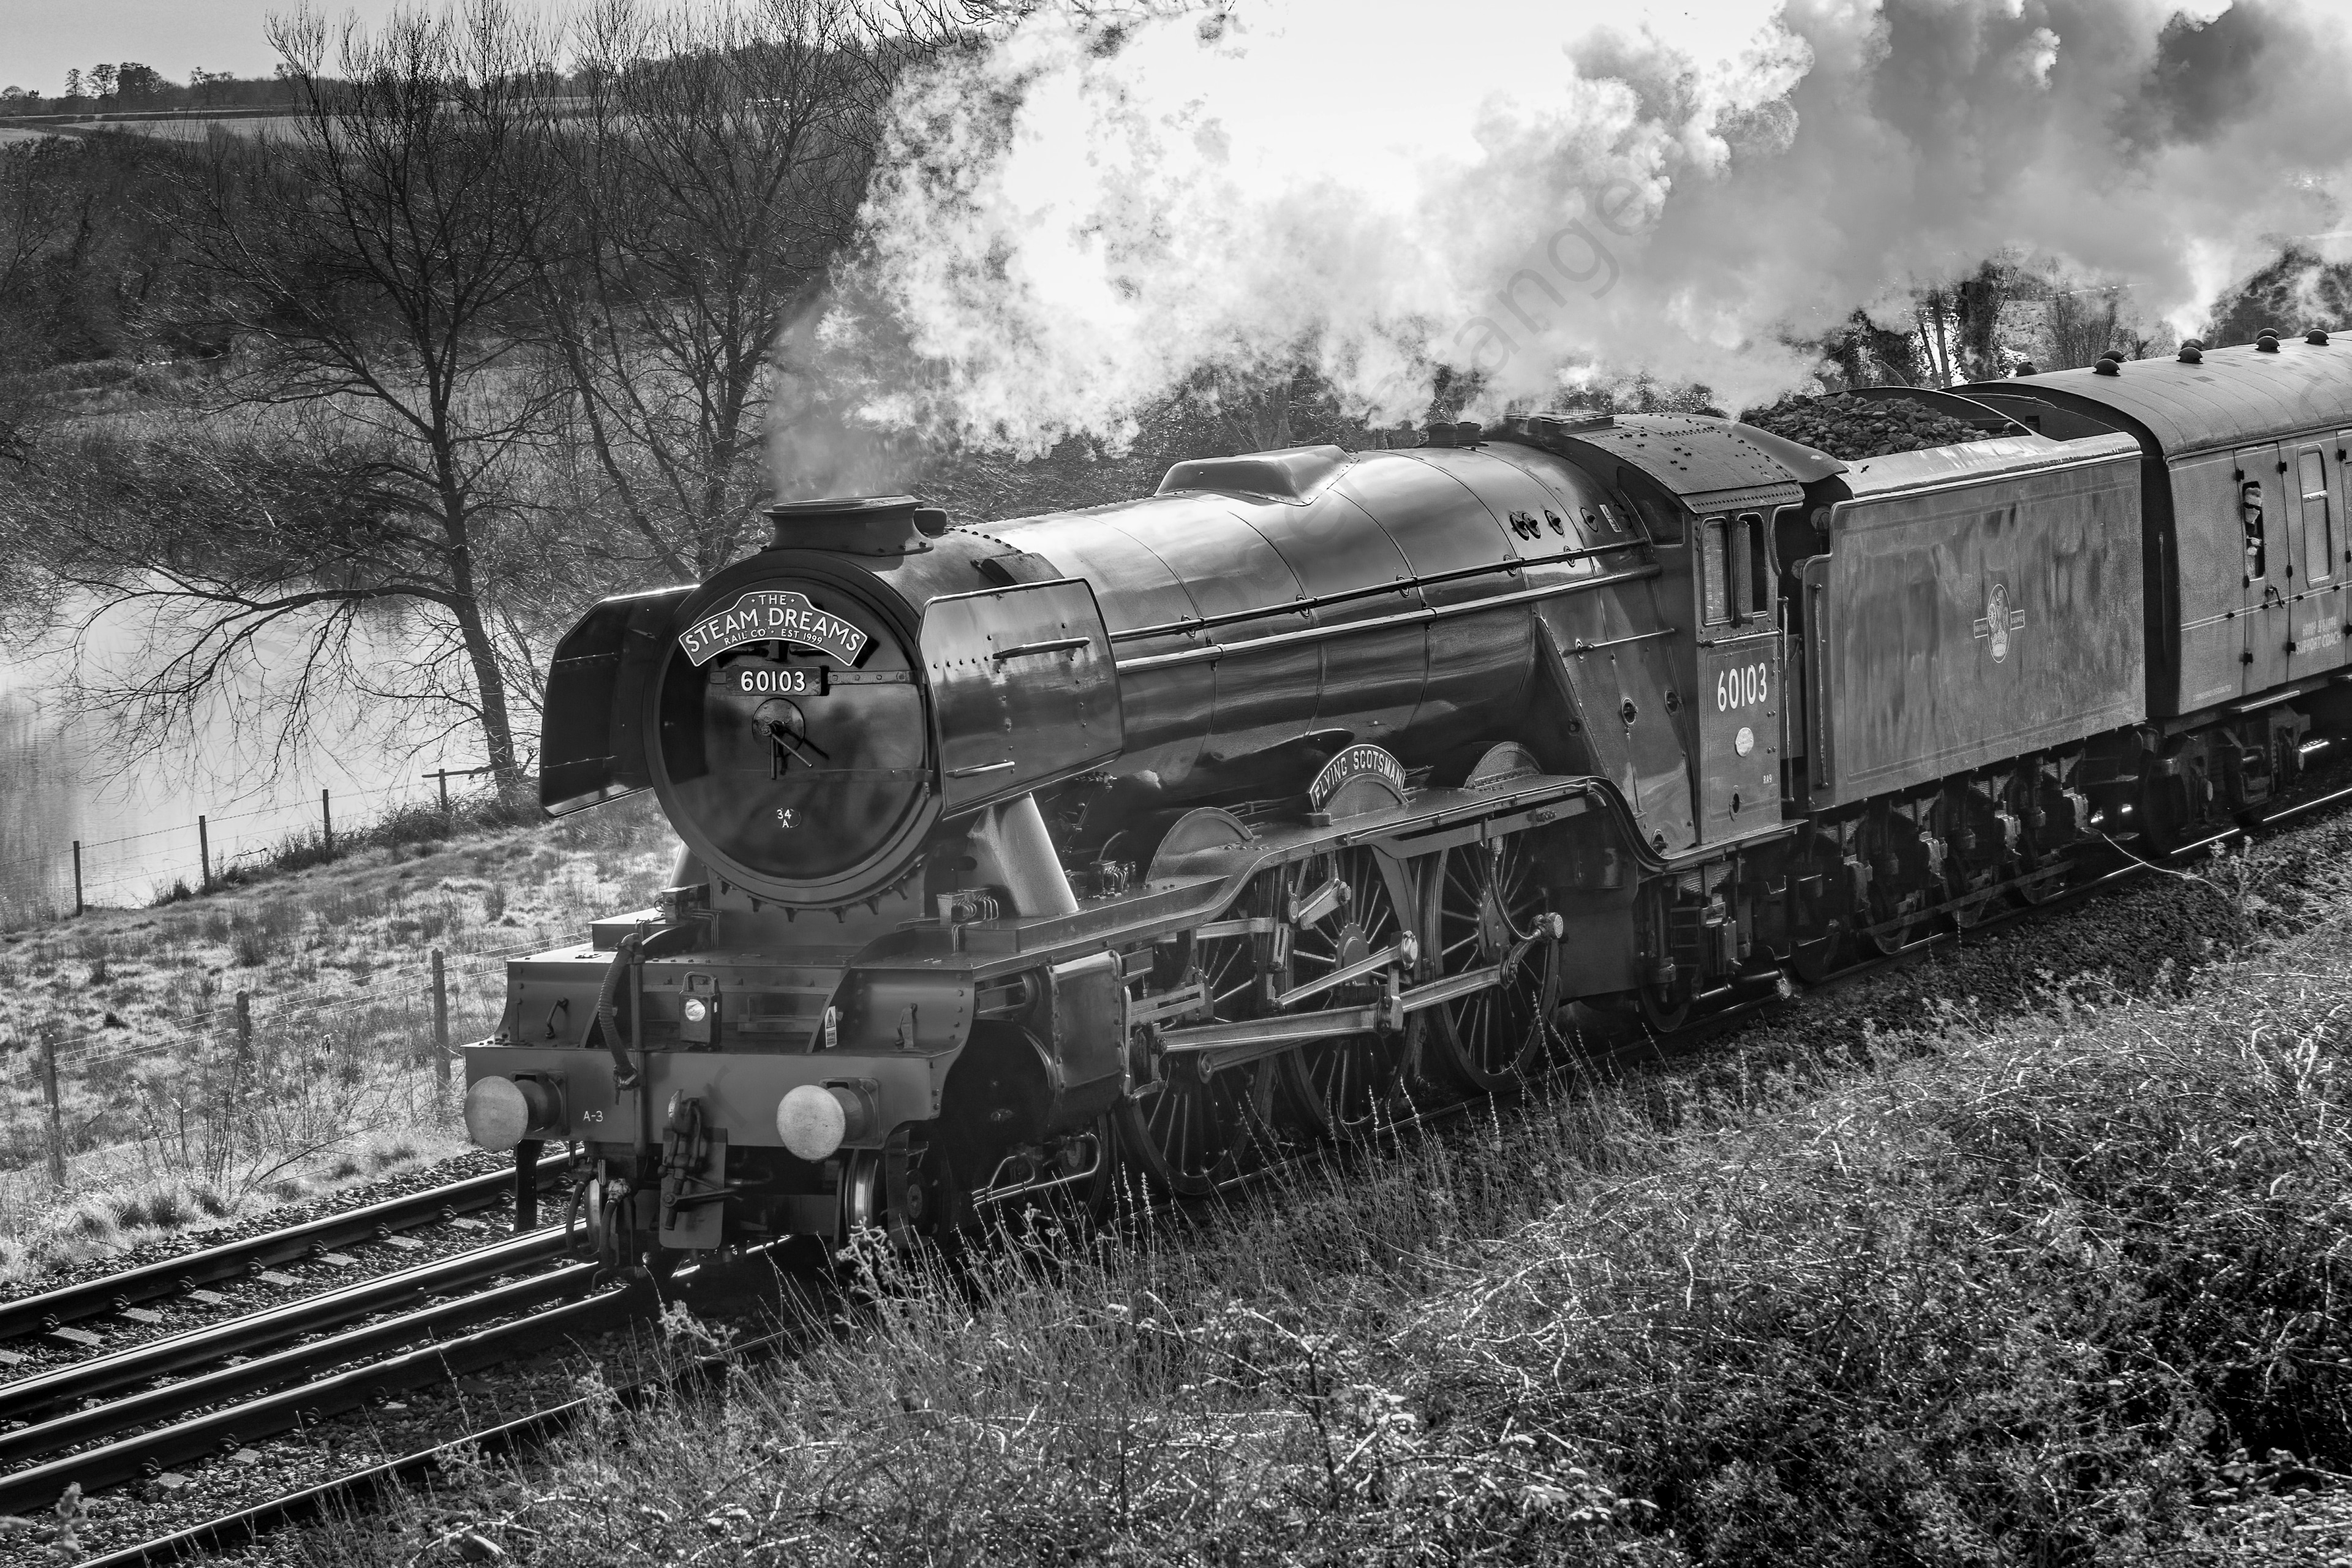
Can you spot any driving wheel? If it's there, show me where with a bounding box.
[1117,876,1279,1196]
[1422,833,1556,1093]
[1276,848,1412,1140]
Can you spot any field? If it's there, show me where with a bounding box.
[0,797,678,1283]
[290,813,2352,1567]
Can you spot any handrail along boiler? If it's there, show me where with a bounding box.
[462,338,2352,1258]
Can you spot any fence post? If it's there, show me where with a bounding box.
[322,789,334,860]
[432,948,450,1087]
[198,815,211,893]
[71,842,83,919]
[38,1031,64,1185]
[436,769,451,815]
[236,990,252,1066]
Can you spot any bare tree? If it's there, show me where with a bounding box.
[77,3,571,789]
[537,0,960,581]
[2045,287,2126,370]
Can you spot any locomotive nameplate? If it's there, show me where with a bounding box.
[679,590,867,667]
[1308,743,1406,809]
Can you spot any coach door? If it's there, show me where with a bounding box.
[2237,443,2292,695]
[1694,511,1784,843]
[2288,442,2345,680]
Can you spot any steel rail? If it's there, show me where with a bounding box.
[0,1270,635,1517]
[0,1229,574,1428]
[0,1156,567,1343]
[70,1312,804,1568]
[0,1262,601,1476]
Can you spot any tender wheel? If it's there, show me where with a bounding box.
[2135,769,2195,856]
[1278,848,1412,1140]
[1860,812,1932,955]
[1423,834,1556,1093]
[1789,838,1853,984]
[1119,878,1280,1197]
[1635,979,1693,1034]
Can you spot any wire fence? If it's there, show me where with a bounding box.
[0,929,571,1189]
[0,768,499,932]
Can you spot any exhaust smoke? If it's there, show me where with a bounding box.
[821,0,2352,452]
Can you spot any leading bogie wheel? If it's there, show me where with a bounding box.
[1422,833,1557,1093]
[1276,848,1412,1140]
[1117,875,1281,1197]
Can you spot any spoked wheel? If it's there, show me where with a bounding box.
[1118,878,1280,1197]
[1860,810,1934,955]
[1423,834,1557,1093]
[1947,880,1999,930]
[1117,1055,1274,1199]
[2010,865,2065,907]
[1277,848,1412,1140]
[1866,902,1928,956]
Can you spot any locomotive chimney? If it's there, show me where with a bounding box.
[766,494,951,555]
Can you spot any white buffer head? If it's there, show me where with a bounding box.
[777,1084,869,1161]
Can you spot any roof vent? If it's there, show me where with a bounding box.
[1453,420,1483,445]
[1425,422,1458,448]
[764,494,946,556]
[2093,358,2121,376]
[2099,349,2125,363]
[2257,328,2282,353]
[2309,329,2331,345]
[1156,444,1349,502]
[2012,361,2038,377]
[2178,344,2204,364]
[1525,413,1616,439]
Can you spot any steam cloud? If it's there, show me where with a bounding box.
[819,0,2352,453]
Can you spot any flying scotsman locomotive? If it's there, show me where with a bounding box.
[462,332,2352,1265]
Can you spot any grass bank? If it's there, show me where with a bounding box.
[304,846,2352,1566]
[0,796,676,1282]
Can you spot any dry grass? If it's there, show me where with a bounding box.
[303,885,2352,1566]
[0,795,677,1281]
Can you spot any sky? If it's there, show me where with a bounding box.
[0,0,407,94]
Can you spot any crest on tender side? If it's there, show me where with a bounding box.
[1973,581,2025,663]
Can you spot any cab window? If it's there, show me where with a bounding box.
[1733,512,1771,620]
[1702,518,1730,624]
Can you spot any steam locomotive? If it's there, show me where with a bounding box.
[462,332,2352,1262]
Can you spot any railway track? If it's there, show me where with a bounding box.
[0,1156,567,1349]
[8,777,2345,1564]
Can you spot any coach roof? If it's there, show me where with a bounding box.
[1962,340,2352,461]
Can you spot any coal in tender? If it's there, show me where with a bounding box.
[1740,393,1998,461]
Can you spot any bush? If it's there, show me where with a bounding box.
[315,918,2352,1568]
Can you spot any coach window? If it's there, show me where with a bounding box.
[2242,477,2267,581]
[1702,518,1731,624]
[2299,448,2333,582]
